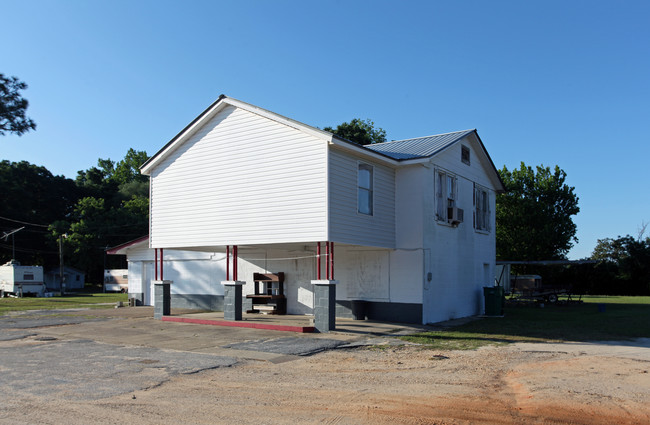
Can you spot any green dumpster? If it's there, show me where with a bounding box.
[483,286,504,316]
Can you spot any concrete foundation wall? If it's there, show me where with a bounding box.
[336,300,423,324]
[171,294,224,310]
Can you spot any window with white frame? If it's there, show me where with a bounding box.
[357,163,373,215]
[435,169,457,221]
[475,185,490,232]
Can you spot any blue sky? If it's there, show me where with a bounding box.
[2,0,649,259]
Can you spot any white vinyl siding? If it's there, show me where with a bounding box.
[150,105,328,248]
[329,148,395,248]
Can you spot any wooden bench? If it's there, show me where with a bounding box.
[246,272,286,315]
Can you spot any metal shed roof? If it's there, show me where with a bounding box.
[364,129,475,160]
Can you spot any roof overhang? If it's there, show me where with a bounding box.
[106,235,149,255]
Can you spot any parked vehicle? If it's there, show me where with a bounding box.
[509,274,575,304]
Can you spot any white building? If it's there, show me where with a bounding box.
[107,236,226,308]
[135,96,505,324]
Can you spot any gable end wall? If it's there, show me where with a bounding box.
[149,105,328,248]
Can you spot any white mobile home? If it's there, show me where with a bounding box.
[138,96,505,324]
[0,260,46,297]
[103,269,129,293]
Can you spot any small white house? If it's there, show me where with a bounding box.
[136,96,505,324]
[44,266,85,291]
[0,260,46,296]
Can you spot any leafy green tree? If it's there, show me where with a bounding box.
[63,149,150,281]
[61,196,148,279]
[496,162,579,261]
[112,148,149,186]
[591,234,650,295]
[75,149,149,204]
[324,118,386,146]
[0,74,36,136]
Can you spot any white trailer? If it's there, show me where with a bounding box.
[103,269,128,293]
[0,260,46,297]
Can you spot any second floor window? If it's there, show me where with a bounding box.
[436,170,457,221]
[475,185,490,232]
[358,163,373,215]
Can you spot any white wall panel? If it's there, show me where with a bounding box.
[150,105,328,248]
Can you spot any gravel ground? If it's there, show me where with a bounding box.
[0,309,648,424]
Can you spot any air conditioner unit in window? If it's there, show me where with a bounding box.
[447,207,464,225]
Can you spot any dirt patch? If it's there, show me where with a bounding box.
[2,343,648,424]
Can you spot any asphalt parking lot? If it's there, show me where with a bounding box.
[0,307,416,401]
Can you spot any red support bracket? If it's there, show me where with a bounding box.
[317,242,321,280]
[330,242,334,280]
[226,246,230,281]
[233,245,238,281]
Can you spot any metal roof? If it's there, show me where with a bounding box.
[364,129,475,160]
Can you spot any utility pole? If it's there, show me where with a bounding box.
[58,234,67,295]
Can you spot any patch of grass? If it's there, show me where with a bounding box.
[0,293,128,315]
[580,295,650,305]
[401,296,650,351]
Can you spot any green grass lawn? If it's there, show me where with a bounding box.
[401,295,650,351]
[0,293,129,315]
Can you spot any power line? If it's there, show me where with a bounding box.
[0,215,49,228]
[0,242,58,255]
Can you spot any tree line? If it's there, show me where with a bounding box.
[0,149,149,283]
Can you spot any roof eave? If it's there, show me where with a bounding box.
[470,131,506,193]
